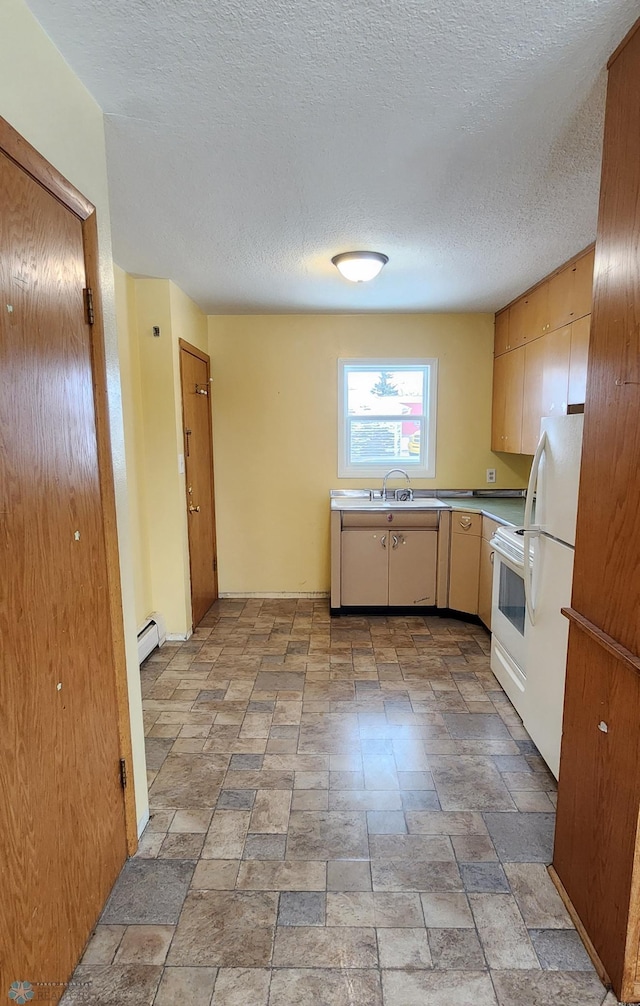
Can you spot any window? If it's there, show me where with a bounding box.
[338,359,438,478]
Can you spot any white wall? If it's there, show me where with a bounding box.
[0,0,148,833]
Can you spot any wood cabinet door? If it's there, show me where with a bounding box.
[568,315,590,405]
[572,248,595,321]
[510,283,549,346]
[547,264,575,332]
[494,309,510,356]
[478,538,495,628]
[449,531,481,614]
[388,530,437,607]
[341,529,389,605]
[521,326,571,455]
[491,346,524,452]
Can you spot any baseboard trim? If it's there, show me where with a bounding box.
[136,807,150,839]
[219,592,330,599]
[547,865,611,990]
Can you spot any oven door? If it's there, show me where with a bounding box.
[490,541,527,712]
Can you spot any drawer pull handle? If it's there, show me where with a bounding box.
[381,535,387,549]
[460,518,472,529]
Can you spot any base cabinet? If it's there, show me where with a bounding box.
[448,513,481,614]
[340,527,437,607]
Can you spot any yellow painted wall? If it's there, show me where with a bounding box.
[113,276,209,637]
[114,267,153,626]
[0,0,148,827]
[208,313,531,595]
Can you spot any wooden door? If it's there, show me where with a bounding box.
[0,140,128,997]
[554,623,640,1000]
[180,341,218,626]
[491,346,524,452]
[388,530,437,606]
[341,529,389,605]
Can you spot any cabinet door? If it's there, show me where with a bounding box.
[568,315,590,405]
[510,282,549,346]
[478,537,494,628]
[341,529,388,605]
[521,326,571,455]
[491,346,525,453]
[494,309,511,356]
[388,530,437,607]
[572,248,594,321]
[547,264,575,332]
[449,530,481,614]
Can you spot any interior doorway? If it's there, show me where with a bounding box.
[180,339,218,626]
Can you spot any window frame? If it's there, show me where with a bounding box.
[337,358,438,479]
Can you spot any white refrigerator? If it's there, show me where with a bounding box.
[522,413,584,779]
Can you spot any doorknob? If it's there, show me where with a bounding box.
[188,504,200,513]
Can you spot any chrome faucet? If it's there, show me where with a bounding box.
[381,468,412,500]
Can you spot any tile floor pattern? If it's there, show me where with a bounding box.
[63,600,612,1005]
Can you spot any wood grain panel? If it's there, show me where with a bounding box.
[554,623,640,1000]
[180,342,218,627]
[570,31,640,655]
[521,326,571,454]
[573,249,595,321]
[547,263,575,332]
[0,150,127,999]
[494,309,510,356]
[567,315,591,405]
[491,346,524,453]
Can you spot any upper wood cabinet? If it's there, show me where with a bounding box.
[492,246,594,452]
[491,346,524,453]
[509,282,549,347]
[568,315,591,406]
[547,249,595,332]
[494,309,510,356]
[521,325,571,455]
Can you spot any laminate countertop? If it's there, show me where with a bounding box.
[437,497,526,527]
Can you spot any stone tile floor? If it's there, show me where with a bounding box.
[63,599,613,1005]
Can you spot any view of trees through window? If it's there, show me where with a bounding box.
[345,366,426,466]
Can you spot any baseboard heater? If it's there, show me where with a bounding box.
[137,612,167,664]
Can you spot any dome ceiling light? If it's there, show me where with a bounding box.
[331,251,389,283]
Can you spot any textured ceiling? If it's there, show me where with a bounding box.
[25,0,639,313]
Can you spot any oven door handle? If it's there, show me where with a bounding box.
[523,430,547,626]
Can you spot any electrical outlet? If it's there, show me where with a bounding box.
[486,468,496,484]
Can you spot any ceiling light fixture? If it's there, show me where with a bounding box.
[331,250,389,283]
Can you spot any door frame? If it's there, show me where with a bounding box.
[179,338,219,627]
[0,115,138,854]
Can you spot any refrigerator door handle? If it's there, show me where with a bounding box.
[523,429,547,626]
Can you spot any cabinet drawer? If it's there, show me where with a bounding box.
[452,512,481,536]
[482,517,503,542]
[341,511,439,529]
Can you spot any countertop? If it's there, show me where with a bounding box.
[330,492,526,527]
[438,497,525,527]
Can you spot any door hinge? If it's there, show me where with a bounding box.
[119,757,127,789]
[213,557,217,573]
[83,287,95,326]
